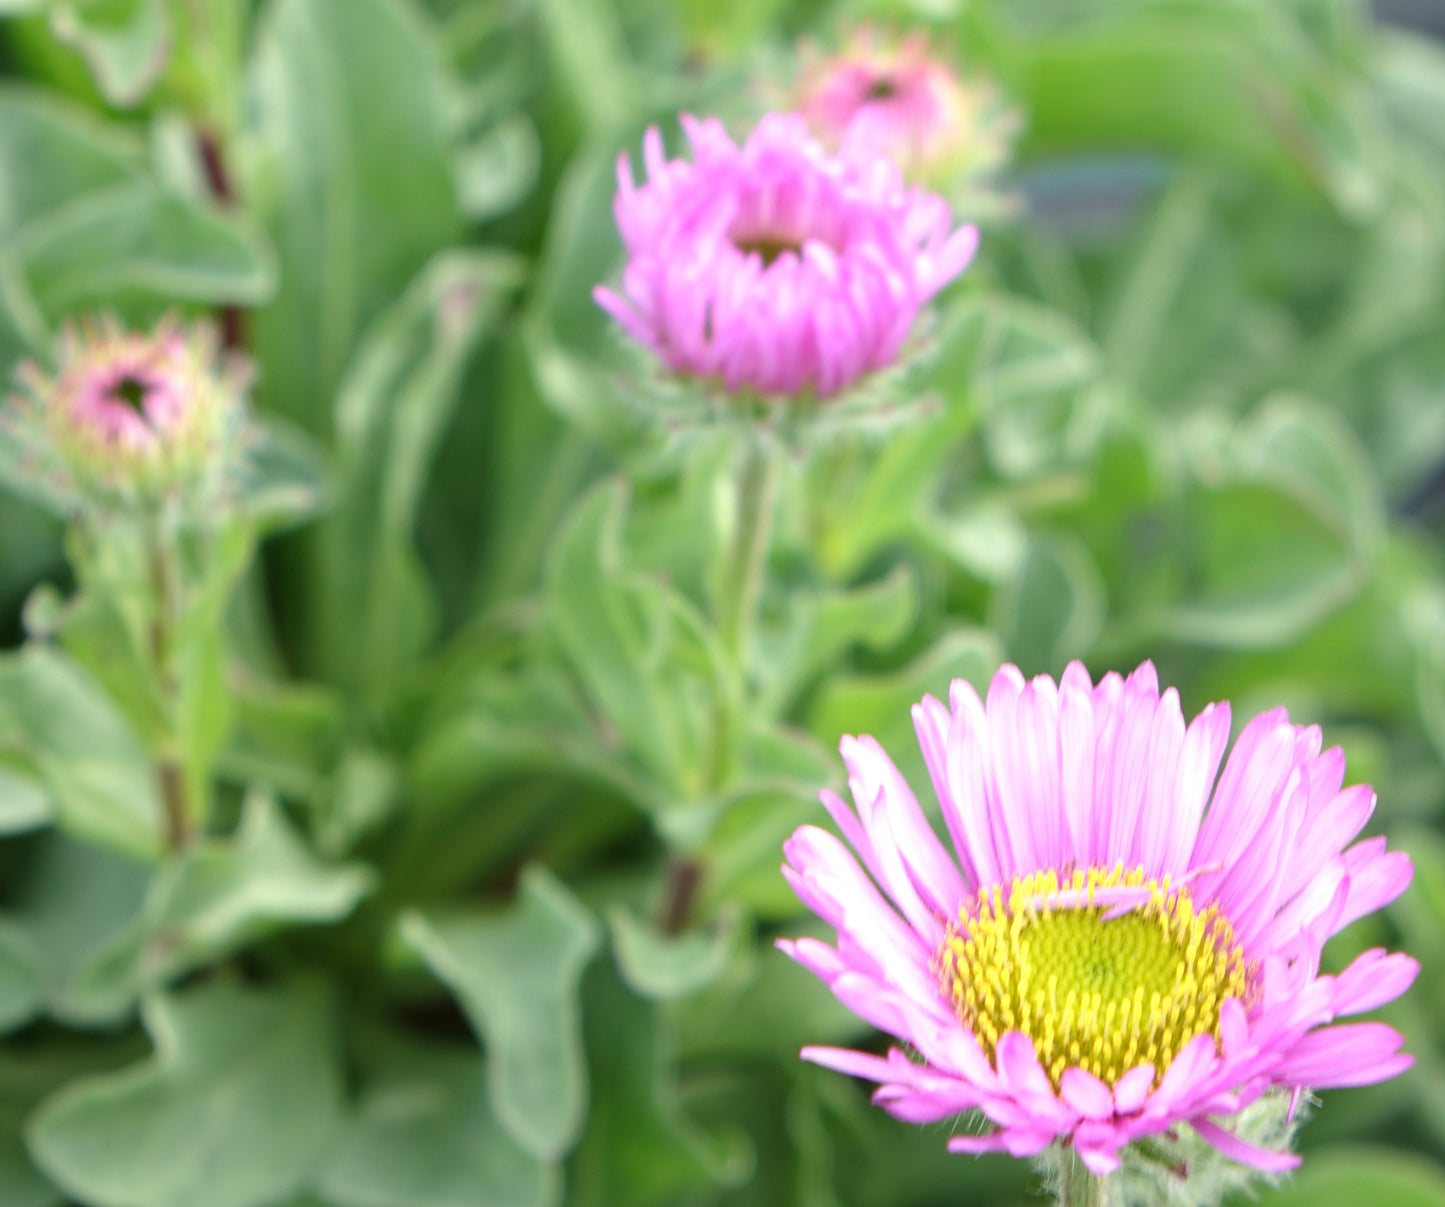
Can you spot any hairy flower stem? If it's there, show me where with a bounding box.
[718,437,779,677]
[1049,1147,1112,1207]
[146,513,193,850]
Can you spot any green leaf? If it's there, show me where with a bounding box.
[1014,9,1354,198]
[608,906,741,1001]
[222,670,346,804]
[233,415,331,532]
[5,832,150,1026]
[809,628,1001,804]
[246,0,465,432]
[0,921,44,1034]
[684,722,834,917]
[991,531,1107,674]
[314,747,398,857]
[399,866,601,1161]
[318,1043,559,1207]
[0,1101,59,1207]
[570,960,749,1207]
[698,786,822,920]
[0,86,142,245]
[315,249,523,690]
[534,0,634,141]
[0,646,161,859]
[76,791,374,994]
[1160,398,1377,648]
[8,181,274,328]
[810,628,1000,754]
[27,980,341,1207]
[919,495,1029,585]
[547,480,733,803]
[964,293,1101,413]
[456,115,540,222]
[0,87,270,362]
[678,925,868,1063]
[1385,825,1445,962]
[0,765,50,835]
[1100,168,1215,390]
[1253,1148,1445,1207]
[49,0,171,108]
[408,656,662,825]
[1234,393,1385,552]
[758,566,919,719]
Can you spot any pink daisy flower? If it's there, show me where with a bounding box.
[592,113,978,399]
[780,660,1416,1176]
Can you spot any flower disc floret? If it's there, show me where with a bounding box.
[593,112,978,399]
[780,660,1417,1176]
[941,865,1250,1090]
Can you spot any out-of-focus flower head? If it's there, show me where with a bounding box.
[593,112,978,404]
[781,660,1416,1192]
[4,314,250,512]
[794,26,1017,202]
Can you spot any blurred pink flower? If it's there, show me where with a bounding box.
[593,113,977,399]
[796,27,980,183]
[781,660,1416,1175]
[8,315,248,504]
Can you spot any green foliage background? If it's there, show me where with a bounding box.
[1,1,1444,1205]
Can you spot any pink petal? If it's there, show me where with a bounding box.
[983,666,1035,875]
[944,678,1004,889]
[1058,661,1099,868]
[1112,1064,1156,1113]
[799,1045,900,1082]
[1059,1067,1114,1120]
[1135,688,1185,877]
[1192,1118,1301,1172]
[947,1127,1056,1157]
[1191,708,1296,879]
[1331,950,1420,1017]
[1274,1022,1413,1088]
[1161,700,1230,874]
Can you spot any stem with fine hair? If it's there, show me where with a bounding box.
[717,435,779,675]
[145,511,192,850]
[1051,1147,1111,1207]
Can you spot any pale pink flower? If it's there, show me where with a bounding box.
[593,113,977,399]
[7,315,247,504]
[780,660,1416,1175]
[795,27,1015,195]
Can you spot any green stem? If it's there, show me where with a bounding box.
[717,437,779,675]
[1053,1148,1111,1207]
[658,855,703,935]
[145,512,193,851]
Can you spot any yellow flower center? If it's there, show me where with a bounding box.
[938,865,1251,1091]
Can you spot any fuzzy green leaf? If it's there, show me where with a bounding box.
[0,765,50,835]
[0,921,44,1034]
[76,791,373,994]
[0,647,161,859]
[319,1043,558,1207]
[400,867,600,1161]
[246,0,464,432]
[49,0,171,108]
[27,980,342,1207]
[608,906,740,1002]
